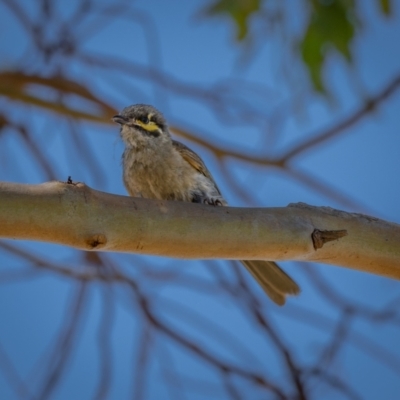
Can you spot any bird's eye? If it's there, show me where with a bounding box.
[140,116,150,124]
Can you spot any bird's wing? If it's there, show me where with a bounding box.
[172,140,223,196]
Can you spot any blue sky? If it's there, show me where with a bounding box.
[0,1,399,399]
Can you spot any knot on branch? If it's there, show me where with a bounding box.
[86,234,107,249]
[312,229,347,250]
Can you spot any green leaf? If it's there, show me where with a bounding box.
[379,0,391,15]
[204,0,261,40]
[300,0,358,93]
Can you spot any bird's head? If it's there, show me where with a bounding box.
[113,104,169,146]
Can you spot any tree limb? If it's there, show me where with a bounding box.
[0,181,399,280]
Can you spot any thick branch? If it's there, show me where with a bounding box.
[0,181,399,280]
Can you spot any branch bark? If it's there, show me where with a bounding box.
[0,181,399,280]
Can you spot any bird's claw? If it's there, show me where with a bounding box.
[203,197,223,206]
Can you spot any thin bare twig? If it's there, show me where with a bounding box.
[282,74,400,161]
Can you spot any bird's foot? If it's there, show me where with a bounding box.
[203,197,224,206]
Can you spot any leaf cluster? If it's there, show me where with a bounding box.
[205,0,393,93]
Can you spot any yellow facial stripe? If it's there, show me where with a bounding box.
[134,119,160,132]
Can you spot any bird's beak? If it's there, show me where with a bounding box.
[112,115,129,125]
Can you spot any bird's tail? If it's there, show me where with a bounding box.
[241,260,300,306]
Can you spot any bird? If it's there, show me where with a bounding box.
[113,104,300,305]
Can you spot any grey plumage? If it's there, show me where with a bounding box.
[113,104,300,305]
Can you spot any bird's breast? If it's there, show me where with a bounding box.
[122,144,196,201]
